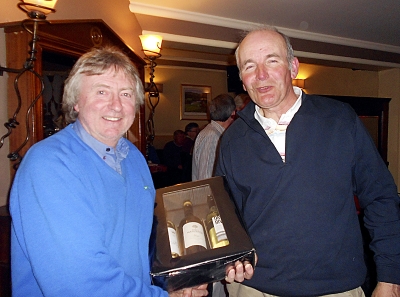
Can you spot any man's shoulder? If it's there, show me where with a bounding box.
[197,123,217,137]
[302,94,357,119]
[27,125,76,155]
[163,140,175,149]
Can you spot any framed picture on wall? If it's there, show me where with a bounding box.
[180,84,212,120]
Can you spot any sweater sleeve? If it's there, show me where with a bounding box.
[352,116,400,284]
[10,140,168,297]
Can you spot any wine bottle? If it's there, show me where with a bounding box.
[167,220,181,258]
[206,195,229,248]
[179,200,207,255]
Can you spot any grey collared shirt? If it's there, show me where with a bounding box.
[72,119,129,174]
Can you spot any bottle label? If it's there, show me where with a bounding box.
[182,222,207,249]
[212,215,228,241]
[167,227,180,256]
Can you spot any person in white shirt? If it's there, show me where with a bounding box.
[192,94,236,181]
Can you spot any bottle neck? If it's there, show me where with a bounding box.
[209,205,218,213]
[207,195,216,209]
[184,203,193,217]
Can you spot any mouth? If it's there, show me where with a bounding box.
[103,116,122,122]
[257,86,272,93]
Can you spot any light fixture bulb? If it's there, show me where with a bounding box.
[21,0,58,15]
[140,34,163,57]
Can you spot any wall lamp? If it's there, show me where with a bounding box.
[292,78,305,89]
[139,34,162,149]
[0,0,58,169]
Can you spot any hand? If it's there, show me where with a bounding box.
[225,254,257,283]
[372,282,400,297]
[169,284,208,297]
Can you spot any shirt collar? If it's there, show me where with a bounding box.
[72,119,129,173]
[210,120,226,133]
[255,86,303,129]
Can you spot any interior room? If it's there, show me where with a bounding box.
[0,0,400,296]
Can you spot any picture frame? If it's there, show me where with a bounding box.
[180,84,212,120]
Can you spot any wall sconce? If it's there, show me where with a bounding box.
[292,78,305,89]
[139,34,162,150]
[0,0,58,169]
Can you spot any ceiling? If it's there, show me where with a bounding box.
[128,0,400,71]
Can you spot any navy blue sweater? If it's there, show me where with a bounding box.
[215,93,400,296]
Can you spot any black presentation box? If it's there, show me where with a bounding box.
[150,176,255,292]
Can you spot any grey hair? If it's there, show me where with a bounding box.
[62,46,144,123]
[235,25,295,79]
[209,94,236,121]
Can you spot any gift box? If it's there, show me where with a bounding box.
[150,176,256,291]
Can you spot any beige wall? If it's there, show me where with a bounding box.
[145,65,228,149]
[297,63,379,97]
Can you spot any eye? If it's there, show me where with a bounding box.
[243,64,255,71]
[267,57,280,64]
[121,92,133,98]
[98,90,106,95]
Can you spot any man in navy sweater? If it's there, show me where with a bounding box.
[215,26,400,297]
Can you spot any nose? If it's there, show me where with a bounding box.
[110,94,122,112]
[256,65,268,81]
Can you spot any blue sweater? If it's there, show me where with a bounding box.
[215,94,400,296]
[10,125,168,297]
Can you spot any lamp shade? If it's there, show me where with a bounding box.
[140,35,163,56]
[21,0,58,14]
[292,78,305,89]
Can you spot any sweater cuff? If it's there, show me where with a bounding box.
[377,266,400,285]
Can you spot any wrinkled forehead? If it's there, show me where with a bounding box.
[238,30,287,60]
[82,65,136,85]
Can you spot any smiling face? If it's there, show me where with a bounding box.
[74,68,136,147]
[237,30,299,117]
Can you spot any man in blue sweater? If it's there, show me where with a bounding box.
[215,26,400,297]
[9,47,252,297]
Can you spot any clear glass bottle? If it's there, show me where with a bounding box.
[205,195,229,248]
[179,200,207,255]
[167,220,181,258]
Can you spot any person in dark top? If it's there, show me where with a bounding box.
[181,122,200,182]
[215,26,400,297]
[163,130,187,186]
[183,122,200,153]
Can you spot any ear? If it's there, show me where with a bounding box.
[242,83,247,92]
[290,57,300,79]
[74,104,79,112]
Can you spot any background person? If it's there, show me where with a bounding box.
[163,129,187,186]
[182,122,200,182]
[234,93,250,112]
[215,26,400,297]
[192,94,236,181]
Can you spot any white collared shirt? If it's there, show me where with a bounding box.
[254,87,303,162]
